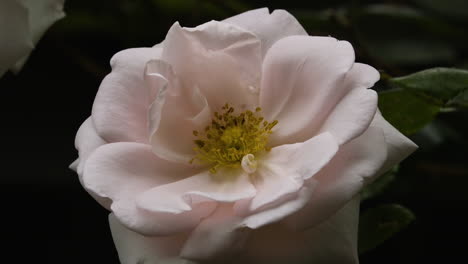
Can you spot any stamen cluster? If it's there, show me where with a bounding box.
[191,103,278,173]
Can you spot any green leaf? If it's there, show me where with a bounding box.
[358,204,415,254]
[361,166,398,201]
[378,89,440,135]
[389,67,468,105]
[448,89,468,107]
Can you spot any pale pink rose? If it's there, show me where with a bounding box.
[0,0,65,77]
[71,8,417,264]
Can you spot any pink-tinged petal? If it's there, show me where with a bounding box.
[223,8,307,56]
[145,60,212,163]
[371,111,418,175]
[92,47,162,144]
[109,214,195,264]
[136,169,256,214]
[319,88,378,145]
[161,21,262,112]
[260,36,356,146]
[71,117,110,209]
[239,197,360,264]
[241,132,338,212]
[242,184,317,229]
[284,127,387,230]
[72,117,106,176]
[180,204,250,261]
[83,142,211,236]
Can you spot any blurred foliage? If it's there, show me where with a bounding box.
[358,204,415,254]
[26,0,468,262]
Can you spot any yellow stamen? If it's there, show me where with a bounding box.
[191,103,278,173]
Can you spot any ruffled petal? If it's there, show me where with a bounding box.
[318,63,380,145]
[136,169,256,214]
[161,21,262,112]
[92,47,162,143]
[238,197,360,264]
[180,204,250,261]
[239,132,338,213]
[284,127,387,230]
[82,142,210,236]
[109,214,195,264]
[260,36,379,146]
[145,60,212,163]
[242,184,317,229]
[223,8,307,57]
[71,117,110,208]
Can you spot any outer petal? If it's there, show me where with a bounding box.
[284,127,387,230]
[72,117,106,176]
[92,47,162,143]
[371,110,418,175]
[260,36,378,146]
[318,63,380,145]
[109,214,195,264]
[180,184,316,261]
[180,204,250,261]
[71,117,110,209]
[161,21,262,112]
[82,142,214,236]
[239,197,361,264]
[223,8,307,57]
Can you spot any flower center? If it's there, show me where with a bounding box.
[191,103,278,174]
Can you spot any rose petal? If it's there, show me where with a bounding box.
[161,21,262,112]
[239,197,360,264]
[145,60,212,163]
[242,132,338,212]
[284,127,387,230]
[109,213,195,264]
[82,142,210,235]
[180,204,250,261]
[223,8,307,57]
[92,47,162,143]
[260,36,375,146]
[318,63,379,145]
[242,184,317,229]
[71,117,110,209]
[371,110,418,175]
[136,169,256,214]
[319,88,378,145]
[72,117,106,176]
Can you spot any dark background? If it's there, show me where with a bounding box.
[1,0,467,263]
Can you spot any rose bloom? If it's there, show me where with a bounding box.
[71,8,417,264]
[0,0,65,77]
